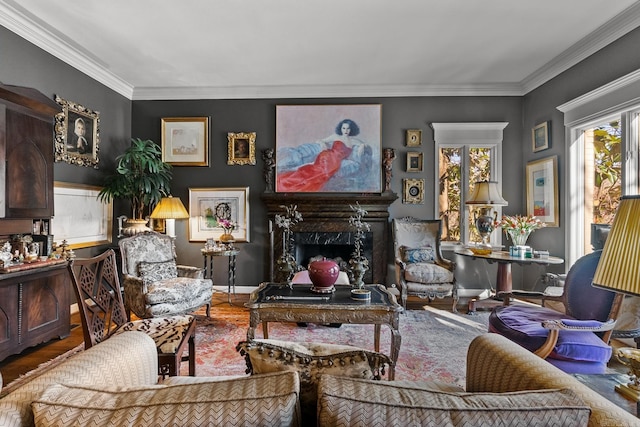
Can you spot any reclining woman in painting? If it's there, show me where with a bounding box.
[276,119,373,192]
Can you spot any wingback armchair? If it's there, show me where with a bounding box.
[119,231,213,319]
[392,217,457,311]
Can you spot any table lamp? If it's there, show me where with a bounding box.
[150,195,189,238]
[465,181,508,250]
[592,195,640,401]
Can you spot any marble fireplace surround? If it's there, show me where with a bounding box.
[262,192,397,285]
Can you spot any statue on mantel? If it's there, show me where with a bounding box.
[262,148,275,192]
[383,148,396,193]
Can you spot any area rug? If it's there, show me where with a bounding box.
[186,302,490,388]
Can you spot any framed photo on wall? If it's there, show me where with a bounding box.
[275,104,382,193]
[406,151,423,172]
[227,132,256,165]
[532,121,550,152]
[188,187,250,242]
[403,178,424,204]
[51,182,112,249]
[161,117,209,166]
[406,129,422,147]
[53,95,100,168]
[526,155,559,226]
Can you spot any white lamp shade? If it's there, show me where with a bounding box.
[465,181,508,206]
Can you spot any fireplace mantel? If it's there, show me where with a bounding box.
[262,192,398,284]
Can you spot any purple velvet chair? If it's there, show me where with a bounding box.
[489,250,620,374]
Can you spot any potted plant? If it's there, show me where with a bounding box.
[98,138,173,235]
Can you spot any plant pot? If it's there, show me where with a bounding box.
[122,219,151,236]
[219,233,235,243]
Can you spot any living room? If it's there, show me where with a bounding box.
[1,2,640,425]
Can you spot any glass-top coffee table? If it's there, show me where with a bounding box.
[246,282,403,379]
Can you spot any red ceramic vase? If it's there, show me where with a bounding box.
[308,258,339,292]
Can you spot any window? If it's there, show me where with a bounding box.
[432,123,507,248]
[558,69,640,267]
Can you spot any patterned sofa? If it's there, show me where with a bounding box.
[0,332,637,426]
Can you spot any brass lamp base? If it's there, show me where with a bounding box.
[615,383,640,401]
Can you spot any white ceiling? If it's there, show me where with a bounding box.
[2,0,640,100]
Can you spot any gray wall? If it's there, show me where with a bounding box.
[521,26,640,288]
[132,97,522,288]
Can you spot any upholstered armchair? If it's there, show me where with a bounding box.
[119,231,213,319]
[392,217,457,311]
[489,250,620,374]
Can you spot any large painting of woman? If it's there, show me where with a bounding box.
[275,105,382,193]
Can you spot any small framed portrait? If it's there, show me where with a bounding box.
[54,95,100,168]
[161,117,209,166]
[532,121,550,152]
[406,129,422,147]
[227,132,256,165]
[403,178,424,204]
[406,152,423,172]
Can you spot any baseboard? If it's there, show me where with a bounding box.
[213,285,257,294]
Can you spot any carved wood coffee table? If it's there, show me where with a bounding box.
[246,282,403,379]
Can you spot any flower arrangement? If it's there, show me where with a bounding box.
[348,202,371,262]
[216,217,235,233]
[498,214,545,246]
[275,205,303,284]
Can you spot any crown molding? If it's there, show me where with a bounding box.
[131,83,524,100]
[1,1,639,100]
[0,2,134,99]
[521,2,640,94]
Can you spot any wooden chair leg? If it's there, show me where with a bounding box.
[188,328,196,376]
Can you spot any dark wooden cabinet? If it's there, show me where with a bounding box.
[0,263,70,361]
[0,83,60,220]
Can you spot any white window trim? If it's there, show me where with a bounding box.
[558,68,640,267]
[432,122,507,250]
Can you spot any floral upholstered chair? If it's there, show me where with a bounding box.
[392,217,457,311]
[119,231,213,319]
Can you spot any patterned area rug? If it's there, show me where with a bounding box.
[186,301,490,387]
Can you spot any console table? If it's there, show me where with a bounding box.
[201,248,239,303]
[246,282,403,379]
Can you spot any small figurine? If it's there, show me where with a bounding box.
[262,148,275,192]
[383,148,396,192]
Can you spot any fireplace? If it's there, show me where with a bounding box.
[262,192,397,284]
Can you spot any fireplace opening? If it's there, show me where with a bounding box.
[293,231,373,283]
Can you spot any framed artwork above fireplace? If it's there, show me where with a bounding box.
[275,104,382,193]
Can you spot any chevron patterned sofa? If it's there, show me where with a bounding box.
[0,332,637,426]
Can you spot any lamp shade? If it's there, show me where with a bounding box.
[593,195,640,296]
[465,181,508,206]
[150,196,189,219]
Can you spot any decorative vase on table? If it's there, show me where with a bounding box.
[219,227,235,244]
[308,257,340,294]
[507,229,531,247]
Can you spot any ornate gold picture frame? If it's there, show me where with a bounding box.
[406,129,422,147]
[227,132,256,165]
[406,151,423,172]
[54,95,100,168]
[403,178,424,204]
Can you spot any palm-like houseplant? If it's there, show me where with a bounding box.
[98,138,173,233]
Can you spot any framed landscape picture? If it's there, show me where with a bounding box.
[526,155,559,226]
[161,117,209,166]
[188,187,250,242]
[275,104,382,193]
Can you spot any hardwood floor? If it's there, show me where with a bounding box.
[0,311,84,386]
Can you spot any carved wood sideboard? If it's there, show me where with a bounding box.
[0,262,70,361]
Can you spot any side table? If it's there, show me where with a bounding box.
[573,372,639,417]
[201,248,239,303]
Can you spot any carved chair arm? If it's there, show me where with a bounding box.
[534,319,616,359]
[435,257,455,272]
[177,265,204,279]
[394,257,407,270]
[122,275,146,292]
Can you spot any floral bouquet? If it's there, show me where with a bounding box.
[216,217,235,234]
[498,214,545,246]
